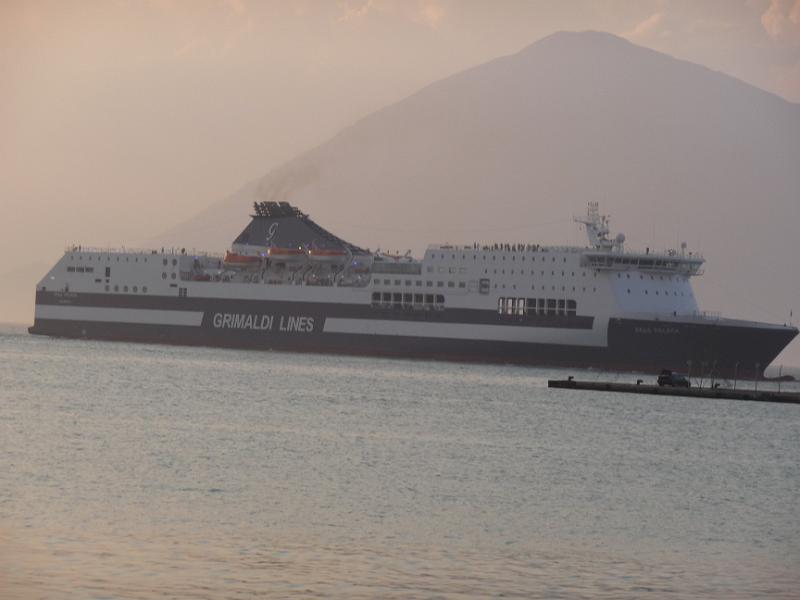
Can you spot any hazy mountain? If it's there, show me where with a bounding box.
[155,30,800,365]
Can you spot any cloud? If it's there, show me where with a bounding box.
[336,0,445,29]
[623,12,665,39]
[416,2,446,30]
[337,0,376,23]
[761,0,800,44]
[225,0,247,16]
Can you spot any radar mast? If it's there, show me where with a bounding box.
[574,202,619,251]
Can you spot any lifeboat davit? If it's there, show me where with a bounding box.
[308,248,348,263]
[267,247,306,261]
[224,251,261,266]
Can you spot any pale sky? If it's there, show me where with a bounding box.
[1,0,799,326]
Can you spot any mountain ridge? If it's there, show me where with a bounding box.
[155,30,798,248]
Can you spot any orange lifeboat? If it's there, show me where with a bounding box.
[308,248,348,263]
[224,251,261,266]
[267,247,306,261]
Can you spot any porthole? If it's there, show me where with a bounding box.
[172,259,177,266]
[123,285,128,292]
[143,286,148,293]
[133,286,138,293]
[114,285,119,292]
[171,273,177,280]
[162,272,167,279]
[163,258,168,266]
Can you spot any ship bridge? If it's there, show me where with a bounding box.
[580,250,704,276]
[575,202,704,276]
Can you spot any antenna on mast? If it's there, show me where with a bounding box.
[574,202,619,250]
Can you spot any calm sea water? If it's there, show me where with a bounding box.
[1,323,798,599]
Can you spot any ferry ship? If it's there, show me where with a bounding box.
[29,201,797,378]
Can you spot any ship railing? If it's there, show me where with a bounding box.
[667,310,722,322]
[65,245,224,258]
[427,244,585,253]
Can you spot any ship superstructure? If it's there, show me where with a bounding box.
[29,201,797,378]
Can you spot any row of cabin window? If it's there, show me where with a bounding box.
[485,269,594,278]
[371,292,445,310]
[375,278,466,289]
[498,297,578,317]
[430,253,571,263]
[67,266,94,273]
[71,255,149,263]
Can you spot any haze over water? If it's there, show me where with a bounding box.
[1,323,798,599]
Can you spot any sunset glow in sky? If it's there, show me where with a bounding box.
[1,1,799,340]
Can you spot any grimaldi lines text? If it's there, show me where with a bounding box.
[29,201,797,378]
